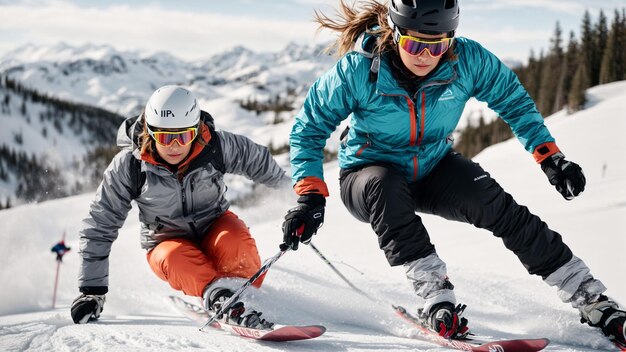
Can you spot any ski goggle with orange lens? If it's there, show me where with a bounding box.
[398,35,454,57]
[148,127,198,146]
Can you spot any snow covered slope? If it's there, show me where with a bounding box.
[0,81,625,351]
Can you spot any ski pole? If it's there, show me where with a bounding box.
[309,242,375,301]
[52,258,61,308]
[310,244,426,327]
[200,244,290,331]
[51,231,68,309]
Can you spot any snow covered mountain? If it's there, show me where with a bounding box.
[0,41,553,207]
[0,81,624,351]
[0,41,505,124]
[0,42,336,206]
[0,42,335,117]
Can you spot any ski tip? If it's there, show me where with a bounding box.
[259,324,326,341]
[313,324,327,334]
[292,324,326,337]
[480,338,550,351]
[392,305,407,313]
[528,338,550,351]
[537,338,551,349]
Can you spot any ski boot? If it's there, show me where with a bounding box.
[418,302,470,339]
[579,295,626,346]
[204,287,274,330]
[235,309,274,330]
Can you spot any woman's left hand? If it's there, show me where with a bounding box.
[540,152,586,200]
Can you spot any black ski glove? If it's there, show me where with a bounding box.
[71,286,107,324]
[282,194,325,250]
[541,152,586,200]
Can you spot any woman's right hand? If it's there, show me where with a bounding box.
[282,194,326,250]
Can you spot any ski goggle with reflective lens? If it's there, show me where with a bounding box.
[148,127,198,147]
[398,36,454,57]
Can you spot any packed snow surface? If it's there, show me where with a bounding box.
[1,81,625,351]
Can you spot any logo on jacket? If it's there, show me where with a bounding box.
[473,174,488,182]
[438,88,455,101]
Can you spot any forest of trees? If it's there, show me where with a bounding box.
[456,8,626,158]
[0,75,125,206]
[239,86,299,124]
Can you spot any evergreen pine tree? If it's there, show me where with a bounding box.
[579,11,595,86]
[593,10,609,85]
[568,64,590,112]
[618,9,626,79]
[556,31,578,111]
[568,11,594,111]
[524,49,543,102]
[599,11,620,84]
[538,22,563,115]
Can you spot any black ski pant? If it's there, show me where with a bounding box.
[339,151,573,278]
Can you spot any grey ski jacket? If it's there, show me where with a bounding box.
[78,113,287,289]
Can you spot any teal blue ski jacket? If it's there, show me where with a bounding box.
[289,37,556,195]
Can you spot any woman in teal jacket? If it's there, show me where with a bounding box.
[282,0,625,344]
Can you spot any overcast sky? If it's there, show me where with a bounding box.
[0,0,624,63]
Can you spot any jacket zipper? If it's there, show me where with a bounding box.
[412,91,427,181]
[180,178,199,237]
[377,67,457,182]
[418,91,426,146]
[381,93,420,181]
[180,184,188,217]
[380,93,418,143]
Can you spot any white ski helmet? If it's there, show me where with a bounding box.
[144,85,200,129]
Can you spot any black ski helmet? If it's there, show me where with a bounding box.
[388,0,460,35]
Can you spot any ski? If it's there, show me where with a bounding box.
[393,305,550,351]
[169,295,326,342]
[615,339,626,351]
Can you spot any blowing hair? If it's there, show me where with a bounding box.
[315,0,457,66]
[139,114,155,156]
[314,0,395,58]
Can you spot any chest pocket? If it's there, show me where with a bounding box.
[188,168,224,214]
[136,172,182,224]
[421,85,468,144]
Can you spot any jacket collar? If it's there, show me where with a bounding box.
[375,50,459,97]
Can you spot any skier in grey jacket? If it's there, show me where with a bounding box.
[71,86,288,329]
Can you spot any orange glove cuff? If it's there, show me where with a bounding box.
[533,142,560,164]
[294,176,329,197]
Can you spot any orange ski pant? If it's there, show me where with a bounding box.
[147,211,264,297]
